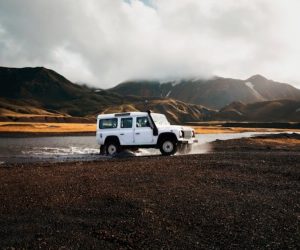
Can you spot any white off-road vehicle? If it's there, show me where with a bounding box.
[96,111,198,156]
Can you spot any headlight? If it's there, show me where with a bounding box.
[179,130,183,137]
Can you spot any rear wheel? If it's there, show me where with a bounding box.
[100,145,106,155]
[160,139,177,156]
[105,140,121,156]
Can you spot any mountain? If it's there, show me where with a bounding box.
[0,66,141,117]
[110,75,300,109]
[1,66,300,124]
[0,66,215,124]
[213,100,300,122]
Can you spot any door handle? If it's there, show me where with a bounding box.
[135,132,140,135]
[120,133,124,135]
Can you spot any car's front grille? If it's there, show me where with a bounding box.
[183,130,193,139]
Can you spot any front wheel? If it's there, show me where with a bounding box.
[160,139,177,156]
[105,140,121,156]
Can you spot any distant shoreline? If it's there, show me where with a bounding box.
[0,121,300,138]
[186,121,300,129]
[0,131,95,138]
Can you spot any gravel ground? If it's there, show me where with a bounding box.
[0,136,299,249]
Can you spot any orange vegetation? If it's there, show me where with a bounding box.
[192,126,300,134]
[0,122,96,134]
[0,122,299,135]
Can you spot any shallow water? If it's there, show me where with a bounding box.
[0,132,292,164]
[0,136,101,164]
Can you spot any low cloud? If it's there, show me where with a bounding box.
[0,0,300,88]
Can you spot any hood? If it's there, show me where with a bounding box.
[157,125,193,131]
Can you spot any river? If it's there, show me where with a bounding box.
[0,132,287,164]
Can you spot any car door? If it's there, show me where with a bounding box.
[119,117,134,145]
[134,116,154,145]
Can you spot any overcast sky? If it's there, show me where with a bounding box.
[0,0,300,88]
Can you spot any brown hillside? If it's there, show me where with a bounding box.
[101,99,215,124]
[214,100,300,122]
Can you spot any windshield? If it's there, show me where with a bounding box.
[151,113,170,127]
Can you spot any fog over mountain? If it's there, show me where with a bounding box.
[1,0,300,88]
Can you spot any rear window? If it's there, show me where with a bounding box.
[99,118,118,129]
[121,118,133,128]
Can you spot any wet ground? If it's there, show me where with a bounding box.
[0,134,299,249]
[0,132,291,164]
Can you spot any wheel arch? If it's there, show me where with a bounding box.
[104,135,120,145]
[157,132,178,146]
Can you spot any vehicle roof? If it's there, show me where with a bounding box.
[97,112,165,119]
[97,112,149,119]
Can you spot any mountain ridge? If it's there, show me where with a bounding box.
[215,99,300,122]
[0,66,142,117]
[1,66,300,124]
[110,75,300,109]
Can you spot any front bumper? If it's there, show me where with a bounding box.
[178,138,198,144]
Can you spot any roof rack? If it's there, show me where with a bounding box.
[114,112,131,117]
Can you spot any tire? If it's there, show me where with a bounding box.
[100,145,106,155]
[159,139,177,156]
[105,140,121,156]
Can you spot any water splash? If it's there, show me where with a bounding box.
[22,146,99,156]
[189,142,212,154]
[134,148,160,156]
[131,142,212,157]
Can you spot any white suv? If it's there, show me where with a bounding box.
[96,111,198,156]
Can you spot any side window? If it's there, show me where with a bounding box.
[136,116,151,128]
[121,118,133,128]
[99,118,118,129]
